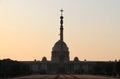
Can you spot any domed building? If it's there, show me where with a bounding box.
[51,10,69,63]
[52,40,70,62]
[21,10,115,74]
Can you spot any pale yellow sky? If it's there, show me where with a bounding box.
[0,0,120,61]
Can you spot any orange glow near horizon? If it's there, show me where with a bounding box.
[0,0,120,61]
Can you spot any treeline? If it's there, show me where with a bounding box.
[0,59,31,78]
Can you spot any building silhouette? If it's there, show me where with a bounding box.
[19,10,120,74]
[0,10,120,78]
[52,10,70,63]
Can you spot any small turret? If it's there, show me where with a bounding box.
[42,57,47,62]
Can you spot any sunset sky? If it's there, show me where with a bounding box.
[0,0,120,61]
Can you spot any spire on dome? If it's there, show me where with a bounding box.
[60,9,64,42]
[51,10,70,63]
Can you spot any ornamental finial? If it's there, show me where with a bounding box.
[60,9,63,16]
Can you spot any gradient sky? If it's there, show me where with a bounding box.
[0,0,120,61]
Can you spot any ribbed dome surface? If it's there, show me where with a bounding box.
[52,40,68,52]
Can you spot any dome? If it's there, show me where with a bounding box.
[52,40,68,52]
[74,57,79,62]
[42,57,47,62]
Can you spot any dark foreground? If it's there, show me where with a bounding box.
[10,75,119,79]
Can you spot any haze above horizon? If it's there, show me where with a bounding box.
[0,0,120,61]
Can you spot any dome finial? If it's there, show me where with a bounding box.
[60,9,63,16]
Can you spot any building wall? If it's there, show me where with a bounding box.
[25,61,120,75]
